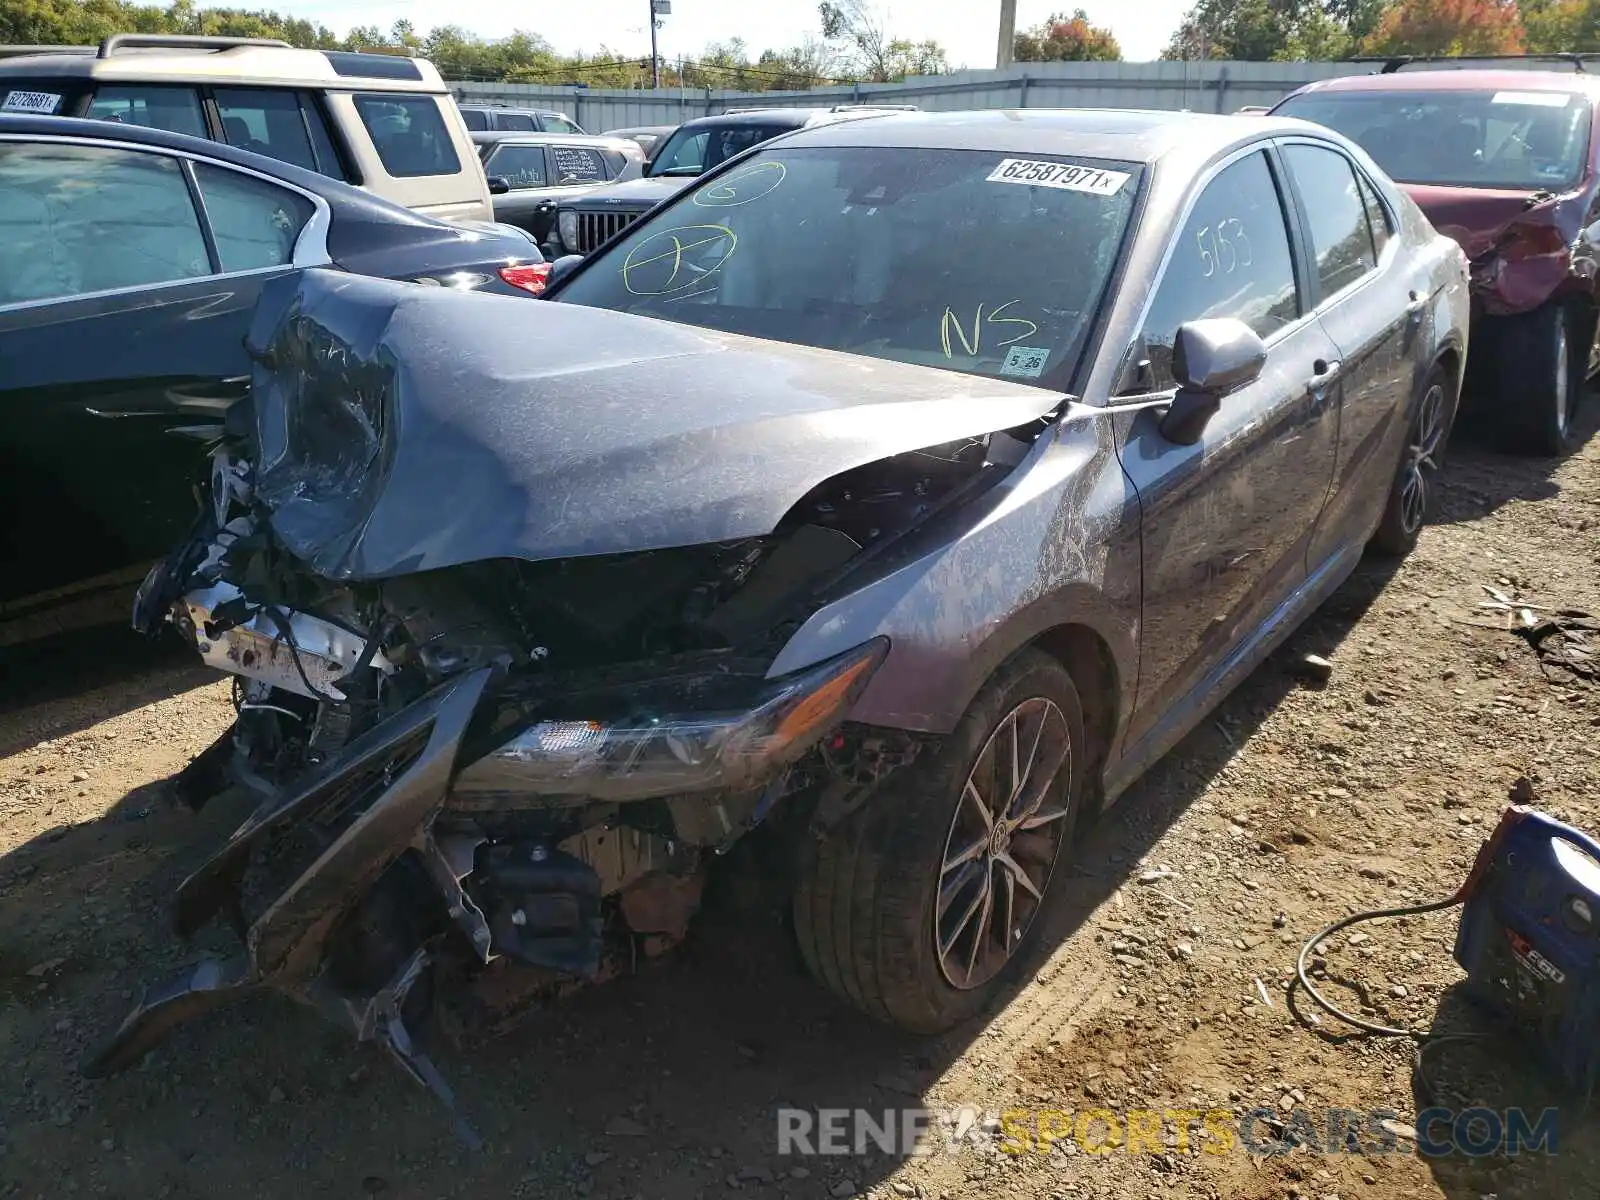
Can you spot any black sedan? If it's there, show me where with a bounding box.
[0,114,550,646]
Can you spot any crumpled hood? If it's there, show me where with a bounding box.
[1402,184,1579,260]
[562,175,690,210]
[1402,183,1588,314]
[244,270,1063,581]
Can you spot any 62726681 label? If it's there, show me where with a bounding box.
[2,90,62,114]
[986,158,1130,196]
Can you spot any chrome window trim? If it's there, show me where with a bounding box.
[1106,137,1313,409]
[0,130,331,315]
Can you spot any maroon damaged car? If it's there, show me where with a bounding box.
[1274,70,1599,454]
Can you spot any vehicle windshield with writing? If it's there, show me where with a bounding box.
[1273,70,1600,454]
[552,146,1138,387]
[97,111,1467,1147]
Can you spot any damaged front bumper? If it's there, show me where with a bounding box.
[89,575,889,1136]
[83,665,491,1081]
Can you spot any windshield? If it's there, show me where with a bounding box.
[646,122,792,177]
[556,146,1142,388]
[1277,89,1592,190]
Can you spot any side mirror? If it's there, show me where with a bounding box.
[547,254,585,288]
[487,176,511,196]
[1160,318,1267,445]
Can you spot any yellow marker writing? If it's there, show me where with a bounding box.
[620,224,737,296]
[940,301,1040,358]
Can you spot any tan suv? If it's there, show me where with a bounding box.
[0,34,492,223]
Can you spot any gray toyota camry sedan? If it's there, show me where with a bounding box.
[95,109,1469,1116]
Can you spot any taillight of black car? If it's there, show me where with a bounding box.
[499,263,553,295]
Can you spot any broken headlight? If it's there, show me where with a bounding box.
[451,637,889,803]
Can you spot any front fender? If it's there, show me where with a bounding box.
[765,413,1141,736]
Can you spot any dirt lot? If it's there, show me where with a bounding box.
[2,411,1598,1200]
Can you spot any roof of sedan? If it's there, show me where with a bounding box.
[775,107,1313,164]
[1289,68,1600,97]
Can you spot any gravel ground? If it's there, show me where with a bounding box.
[1,410,1597,1200]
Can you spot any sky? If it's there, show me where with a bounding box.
[265,0,1193,67]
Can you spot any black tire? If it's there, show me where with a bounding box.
[1490,301,1583,456]
[793,647,1086,1034]
[1370,362,1455,558]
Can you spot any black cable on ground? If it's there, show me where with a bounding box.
[1295,893,1498,1107]
[1296,894,1466,1038]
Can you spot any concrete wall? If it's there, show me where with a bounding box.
[450,60,1370,132]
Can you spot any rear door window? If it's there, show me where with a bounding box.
[485,145,549,189]
[213,87,345,178]
[193,163,314,272]
[87,85,206,138]
[499,112,537,131]
[353,94,461,177]
[551,145,607,183]
[1354,170,1392,257]
[459,108,489,131]
[1282,144,1378,300]
[0,142,211,306]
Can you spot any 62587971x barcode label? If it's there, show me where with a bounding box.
[986,158,1129,196]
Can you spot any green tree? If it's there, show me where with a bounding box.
[1279,4,1356,56]
[1014,9,1123,61]
[0,0,916,86]
[1523,0,1600,50]
[753,38,841,89]
[819,0,946,80]
[1163,0,1405,59]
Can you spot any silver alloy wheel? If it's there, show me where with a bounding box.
[1555,321,1573,441]
[934,696,1072,991]
[1399,381,1447,536]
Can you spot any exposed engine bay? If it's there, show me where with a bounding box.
[86,269,1064,1145]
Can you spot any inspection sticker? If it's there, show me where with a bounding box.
[987,158,1129,195]
[2,90,62,114]
[1491,90,1572,107]
[1001,345,1051,378]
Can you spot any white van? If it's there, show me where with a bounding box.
[0,34,493,223]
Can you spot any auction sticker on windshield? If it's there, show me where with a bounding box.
[1491,91,1573,107]
[2,90,62,114]
[987,158,1129,195]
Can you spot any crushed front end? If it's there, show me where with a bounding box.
[87,270,1058,1142]
[92,455,888,1140]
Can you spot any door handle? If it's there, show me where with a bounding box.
[1310,358,1343,388]
[1405,289,1428,322]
